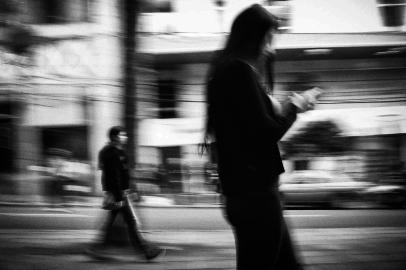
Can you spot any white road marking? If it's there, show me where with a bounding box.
[0,213,91,217]
[285,214,327,217]
[0,212,327,218]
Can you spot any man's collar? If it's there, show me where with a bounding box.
[108,141,123,150]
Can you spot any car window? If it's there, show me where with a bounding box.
[287,177,302,184]
[330,174,351,183]
[300,178,312,184]
[301,177,323,184]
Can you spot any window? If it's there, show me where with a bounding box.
[158,78,177,119]
[141,0,173,13]
[302,177,323,184]
[26,0,91,24]
[263,0,288,4]
[294,160,309,170]
[42,126,89,160]
[0,102,16,172]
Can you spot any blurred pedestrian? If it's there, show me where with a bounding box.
[155,163,170,193]
[87,126,164,261]
[44,148,72,208]
[204,4,320,270]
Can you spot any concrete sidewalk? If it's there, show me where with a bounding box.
[0,193,381,209]
[0,193,222,208]
[0,227,405,270]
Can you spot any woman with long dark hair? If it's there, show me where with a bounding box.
[204,4,318,269]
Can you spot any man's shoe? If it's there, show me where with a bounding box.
[145,247,165,261]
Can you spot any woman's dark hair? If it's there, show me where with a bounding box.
[108,126,124,141]
[201,4,279,155]
[223,4,279,60]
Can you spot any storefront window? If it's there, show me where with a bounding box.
[25,0,92,24]
[141,0,173,13]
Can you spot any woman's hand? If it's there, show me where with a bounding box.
[269,95,283,116]
[290,87,323,113]
[290,93,310,113]
[303,87,323,105]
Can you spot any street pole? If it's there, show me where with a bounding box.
[122,0,139,172]
[102,0,141,246]
[214,0,227,33]
[1,0,36,178]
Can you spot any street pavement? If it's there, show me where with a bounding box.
[1,195,406,269]
[0,227,406,270]
[0,194,219,208]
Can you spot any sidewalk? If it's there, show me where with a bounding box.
[0,227,405,270]
[0,193,222,208]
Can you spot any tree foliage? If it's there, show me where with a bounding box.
[283,120,350,157]
[0,0,19,15]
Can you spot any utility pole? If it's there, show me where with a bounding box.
[0,0,36,175]
[102,1,141,246]
[122,0,139,171]
[214,0,227,33]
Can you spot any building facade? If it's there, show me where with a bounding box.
[135,0,406,192]
[0,0,405,197]
[0,0,123,195]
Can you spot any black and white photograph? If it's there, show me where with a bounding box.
[0,0,406,269]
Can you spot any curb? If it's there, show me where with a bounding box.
[0,194,223,208]
[0,200,222,209]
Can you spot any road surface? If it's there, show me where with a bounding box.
[0,206,405,230]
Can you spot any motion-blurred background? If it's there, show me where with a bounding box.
[0,1,406,269]
[1,0,406,208]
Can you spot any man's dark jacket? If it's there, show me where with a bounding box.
[208,59,297,196]
[98,143,130,201]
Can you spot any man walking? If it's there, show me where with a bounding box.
[88,126,164,261]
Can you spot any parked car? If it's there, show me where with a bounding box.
[279,170,372,208]
[362,184,406,209]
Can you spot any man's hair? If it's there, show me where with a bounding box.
[108,126,124,141]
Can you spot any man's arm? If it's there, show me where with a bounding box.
[100,148,123,199]
[98,149,109,192]
[110,151,124,197]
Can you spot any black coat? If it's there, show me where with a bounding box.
[208,58,297,196]
[98,144,130,200]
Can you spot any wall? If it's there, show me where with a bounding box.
[137,0,406,34]
[0,0,126,195]
[291,0,405,32]
[139,0,268,34]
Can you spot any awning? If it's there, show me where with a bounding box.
[138,117,205,146]
[136,32,406,65]
[283,105,406,139]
